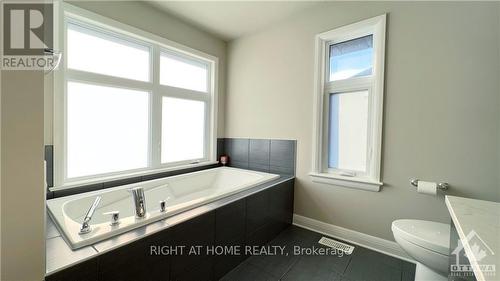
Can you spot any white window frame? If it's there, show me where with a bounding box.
[310,15,386,192]
[52,3,218,190]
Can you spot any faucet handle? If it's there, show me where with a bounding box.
[103,211,120,226]
[79,196,102,234]
[159,197,170,212]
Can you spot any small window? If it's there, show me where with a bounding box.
[329,35,373,81]
[328,90,369,172]
[160,52,209,92]
[311,15,386,191]
[67,23,150,81]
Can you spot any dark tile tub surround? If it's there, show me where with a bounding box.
[45,138,294,198]
[221,138,297,175]
[45,145,55,199]
[45,145,54,188]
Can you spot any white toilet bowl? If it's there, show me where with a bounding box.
[392,219,450,279]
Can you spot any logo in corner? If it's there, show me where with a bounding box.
[450,230,496,278]
[1,2,58,70]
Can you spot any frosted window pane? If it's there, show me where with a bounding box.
[67,82,149,178]
[160,53,208,92]
[161,97,205,163]
[329,35,373,81]
[329,90,369,172]
[67,23,150,81]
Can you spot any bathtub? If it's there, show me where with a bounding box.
[47,167,279,249]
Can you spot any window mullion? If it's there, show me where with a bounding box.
[151,45,161,169]
[157,85,211,102]
[325,77,372,93]
[65,69,153,92]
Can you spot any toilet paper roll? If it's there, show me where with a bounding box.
[417,181,437,195]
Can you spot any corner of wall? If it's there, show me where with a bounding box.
[1,70,46,281]
[495,2,500,195]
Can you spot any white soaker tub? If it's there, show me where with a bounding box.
[47,167,279,249]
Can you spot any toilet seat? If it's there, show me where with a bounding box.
[391,219,450,255]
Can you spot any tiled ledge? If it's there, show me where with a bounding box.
[45,138,296,199]
[220,138,297,176]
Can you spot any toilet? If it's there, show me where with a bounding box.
[392,219,450,281]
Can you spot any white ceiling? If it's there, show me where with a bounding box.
[147,1,320,41]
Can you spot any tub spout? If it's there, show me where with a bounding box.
[129,187,146,218]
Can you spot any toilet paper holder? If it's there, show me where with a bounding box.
[410,179,450,191]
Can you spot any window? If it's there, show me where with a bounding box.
[161,97,206,163]
[67,23,150,81]
[160,52,209,92]
[311,15,386,191]
[54,4,218,187]
[66,82,150,178]
[328,90,369,172]
[329,35,373,81]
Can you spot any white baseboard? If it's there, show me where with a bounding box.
[293,214,415,263]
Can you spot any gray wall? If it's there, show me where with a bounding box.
[44,1,228,144]
[1,71,46,281]
[225,2,500,240]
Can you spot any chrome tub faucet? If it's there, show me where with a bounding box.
[129,186,147,218]
[79,196,102,234]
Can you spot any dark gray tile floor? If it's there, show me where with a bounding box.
[220,225,415,281]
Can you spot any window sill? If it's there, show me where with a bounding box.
[50,161,219,191]
[309,172,383,192]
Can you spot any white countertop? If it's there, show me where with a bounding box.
[445,196,500,281]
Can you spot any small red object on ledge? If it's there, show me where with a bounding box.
[220,155,229,166]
